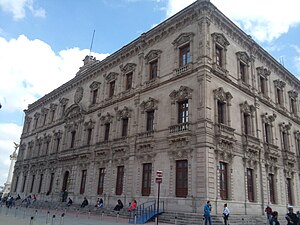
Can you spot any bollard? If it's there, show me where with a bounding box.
[60,213,65,225]
[116,212,119,223]
[76,209,79,217]
[5,206,8,216]
[101,211,104,220]
[175,216,177,225]
[30,216,34,225]
[51,215,56,225]
[23,208,26,218]
[88,210,91,219]
[35,210,38,221]
[134,213,137,225]
[14,207,18,217]
[46,211,50,224]
[242,217,245,225]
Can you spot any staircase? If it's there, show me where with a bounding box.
[128,200,165,224]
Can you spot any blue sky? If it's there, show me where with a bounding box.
[0,0,300,188]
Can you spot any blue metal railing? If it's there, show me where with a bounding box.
[128,200,164,224]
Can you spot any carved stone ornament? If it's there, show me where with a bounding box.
[236,51,250,63]
[105,72,118,81]
[34,112,41,119]
[140,97,158,113]
[261,112,276,123]
[288,90,298,99]
[215,140,234,163]
[274,79,286,89]
[64,104,84,121]
[53,130,63,139]
[169,86,193,102]
[279,122,292,132]
[144,50,162,63]
[74,87,84,104]
[89,81,101,90]
[256,66,271,78]
[59,97,69,106]
[240,101,255,114]
[211,32,230,47]
[172,32,195,47]
[84,119,95,129]
[25,116,32,123]
[100,112,114,124]
[115,106,132,120]
[294,130,300,140]
[120,63,137,73]
[50,103,58,110]
[214,87,233,102]
[41,107,49,114]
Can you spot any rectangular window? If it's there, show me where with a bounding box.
[87,128,92,145]
[260,76,266,95]
[45,142,50,155]
[126,72,133,90]
[240,62,246,82]
[217,100,226,124]
[282,131,289,150]
[51,110,55,122]
[116,166,124,195]
[149,60,158,80]
[291,98,297,114]
[48,173,54,195]
[104,123,110,141]
[142,163,152,196]
[30,175,35,193]
[176,160,188,197]
[43,114,47,126]
[216,45,223,67]
[244,113,251,135]
[70,131,76,148]
[34,118,39,129]
[22,175,27,193]
[14,176,19,192]
[122,118,128,137]
[269,174,275,204]
[80,170,87,194]
[219,162,228,200]
[178,100,189,124]
[56,138,61,152]
[97,168,105,195]
[38,174,43,193]
[277,88,283,106]
[297,139,300,156]
[92,89,98,104]
[265,123,271,144]
[287,178,293,205]
[109,81,115,97]
[146,110,154,132]
[179,44,190,67]
[247,169,254,202]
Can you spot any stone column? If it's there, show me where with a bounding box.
[2,146,18,197]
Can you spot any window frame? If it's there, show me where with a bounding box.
[104,123,110,141]
[142,163,152,196]
[176,160,188,198]
[247,169,254,202]
[146,110,154,132]
[80,170,87,194]
[219,161,228,200]
[115,166,124,195]
[179,44,190,67]
[97,168,105,195]
[122,118,129,137]
[269,174,276,204]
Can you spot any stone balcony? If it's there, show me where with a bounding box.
[215,123,235,143]
[174,63,192,76]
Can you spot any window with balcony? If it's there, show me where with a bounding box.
[240,101,255,136]
[217,100,226,124]
[211,33,230,72]
[176,160,188,197]
[288,90,298,115]
[279,122,291,151]
[247,169,254,202]
[97,168,105,195]
[216,45,223,67]
[262,113,276,145]
[142,163,152,196]
[219,162,228,200]
[257,67,270,97]
[236,52,250,85]
[274,80,286,108]
[145,50,162,82]
[214,87,232,126]
[178,100,189,130]
[80,170,87,194]
[179,44,190,67]
[116,166,124,195]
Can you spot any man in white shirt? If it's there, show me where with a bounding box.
[223,203,230,225]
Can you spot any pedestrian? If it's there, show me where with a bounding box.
[286,206,299,225]
[128,200,137,212]
[269,211,280,225]
[265,205,273,222]
[113,199,124,211]
[223,203,230,225]
[95,198,103,208]
[80,197,89,208]
[203,200,212,225]
[297,211,300,225]
[66,197,73,207]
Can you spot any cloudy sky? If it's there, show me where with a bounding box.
[0,0,300,188]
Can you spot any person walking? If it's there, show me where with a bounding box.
[223,203,230,225]
[203,201,212,225]
[285,206,299,225]
[265,205,273,223]
[269,211,280,225]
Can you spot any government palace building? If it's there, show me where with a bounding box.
[11,0,300,215]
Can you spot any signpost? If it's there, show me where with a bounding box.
[156,170,163,225]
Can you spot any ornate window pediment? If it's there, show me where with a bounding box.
[236,51,250,63]
[214,87,232,102]
[53,130,63,139]
[34,112,41,119]
[115,106,132,120]
[84,119,96,129]
[145,50,162,63]
[59,97,69,105]
[120,63,137,73]
[140,97,158,113]
[172,32,195,48]
[256,66,271,78]
[50,103,58,110]
[288,90,298,99]
[43,133,52,143]
[169,86,193,102]
[64,104,85,122]
[89,81,101,90]
[240,101,255,114]
[100,112,114,124]
[105,72,118,81]
[274,79,286,89]
[41,107,49,114]
[211,33,230,47]
[279,122,292,132]
[261,112,276,123]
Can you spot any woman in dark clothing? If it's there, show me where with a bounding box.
[269,211,280,225]
[114,199,124,211]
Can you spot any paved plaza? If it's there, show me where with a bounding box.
[0,206,172,225]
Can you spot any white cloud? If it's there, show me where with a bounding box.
[0,34,109,186]
[0,0,45,20]
[165,0,300,42]
[292,45,300,73]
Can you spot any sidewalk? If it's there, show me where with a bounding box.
[0,206,172,225]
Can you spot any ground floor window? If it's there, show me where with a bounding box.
[219,162,228,200]
[176,160,188,197]
[142,163,152,196]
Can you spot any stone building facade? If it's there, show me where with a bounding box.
[12,0,300,215]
